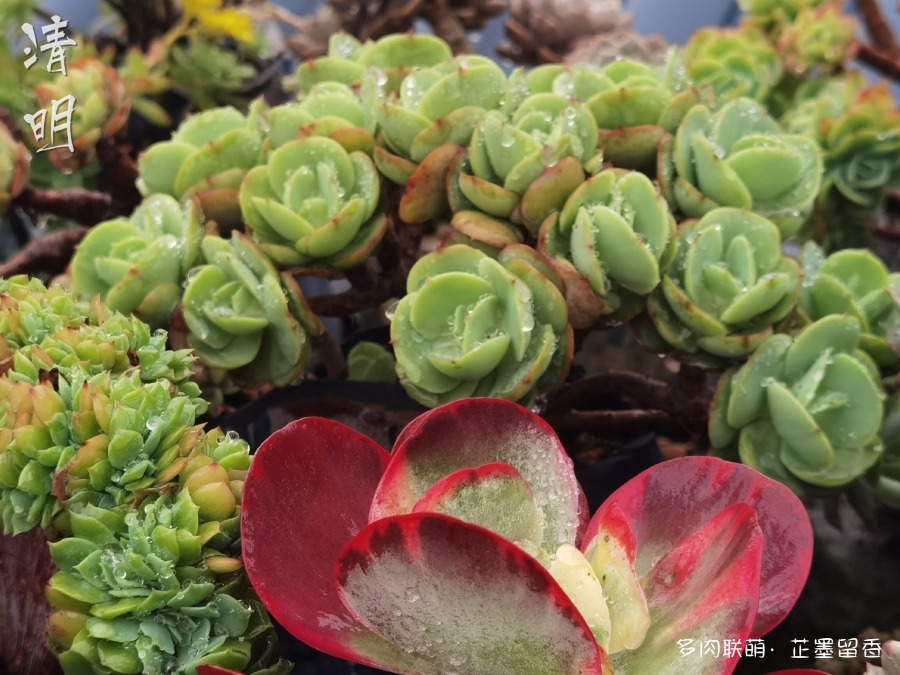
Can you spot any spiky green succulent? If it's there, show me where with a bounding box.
[776,2,857,75]
[527,54,704,170]
[638,208,800,363]
[181,233,323,388]
[347,341,397,384]
[683,26,782,102]
[710,315,885,491]
[540,169,677,328]
[390,244,572,407]
[0,121,30,216]
[71,195,207,329]
[659,97,822,238]
[137,100,267,228]
[239,136,387,269]
[797,243,900,369]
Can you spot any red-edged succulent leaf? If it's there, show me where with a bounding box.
[584,456,812,638]
[370,398,589,552]
[411,462,544,544]
[336,512,607,675]
[241,418,430,671]
[609,504,763,675]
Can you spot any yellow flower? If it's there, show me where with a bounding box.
[182,0,255,43]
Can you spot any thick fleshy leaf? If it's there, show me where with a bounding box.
[337,513,606,675]
[584,456,812,637]
[371,398,588,552]
[242,418,428,671]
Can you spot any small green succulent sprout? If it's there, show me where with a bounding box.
[182,233,324,388]
[0,122,30,216]
[539,169,677,328]
[658,97,822,238]
[776,2,858,76]
[239,136,387,269]
[297,32,453,94]
[390,244,573,407]
[46,492,288,675]
[709,315,885,491]
[137,100,267,228]
[347,341,398,384]
[797,242,900,369]
[71,195,207,329]
[683,26,783,102]
[640,208,800,363]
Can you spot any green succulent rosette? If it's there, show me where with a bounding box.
[738,0,831,33]
[0,122,30,216]
[776,2,857,76]
[683,27,782,102]
[71,195,207,329]
[539,169,677,328]
[797,242,900,369]
[710,315,885,491]
[239,136,387,269]
[527,54,704,170]
[46,490,289,675]
[639,208,800,363]
[659,97,822,238]
[347,341,398,384]
[297,32,452,94]
[390,244,573,407]
[137,100,267,228]
[182,233,323,388]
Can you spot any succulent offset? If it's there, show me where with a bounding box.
[390,244,572,407]
[640,208,800,362]
[738,0,830,32]
[181,233,323,388]
[71,195,206,329]
[659,97,822,237]
[710,315,885,491]
[347,342,397,384]
[683,27,782,102]
[241,398,814,675]
[33,58,130,172]
[776,2,857,76]
[0,122,30,216]
[540,169,677,328]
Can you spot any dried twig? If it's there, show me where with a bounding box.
[14,186,117,225]
[0,226,88,279]
[856,40,900,80]
[855,0,899,55]
[95,138,142,213]
[311,328,348,379]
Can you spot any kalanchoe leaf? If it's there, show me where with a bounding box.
[0,122,31,217]
[181,232,323,388]
[710,316,886,489]
[390,244,573,407]
[347,342,397,384]
[33,57,130,172]
[71,195,207,329]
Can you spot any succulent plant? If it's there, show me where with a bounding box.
[390,244,573,407]
[239,136,388,269]
[710,315,885,491]
[137,101,267,228]
[527,54,703,170]
[70,195,207,329]
[797,243,900,369]
[297,32,452,94]
[738,0,831,33]
[241,397,813,675]
[776,2,857,76]
[168,38,257,111]
[540,168,677,328]
[0,122,30,216]
[347,342,397,384]
[181,233,323,388]
[874,394,900,510]
[639,208,800,363]
[33,58,131,172]
[683,27,782,102]
[658,97,822,237]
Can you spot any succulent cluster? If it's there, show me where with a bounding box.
[0,122,30,216]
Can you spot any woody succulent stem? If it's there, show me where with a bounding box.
[14,186,117,224]
[96,137,142,213]
[0,225,89,278]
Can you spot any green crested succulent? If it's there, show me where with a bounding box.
[71,195,207,329]
[539,169,677,328]
[137,100,267,228]
[390,243,572,407]
[347,341,397,384]
[46,488,289,675]
[776,2,857,76]
[527,53,704,170]
[182,233,323,387]
[659,97,822,238]
[797,242,900,369]
[297,32,452,94]
[239,136,387,269]
[0,121,30,216]
[638,208,800,363]
[683,26,782,102]
[710,315,885,491]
